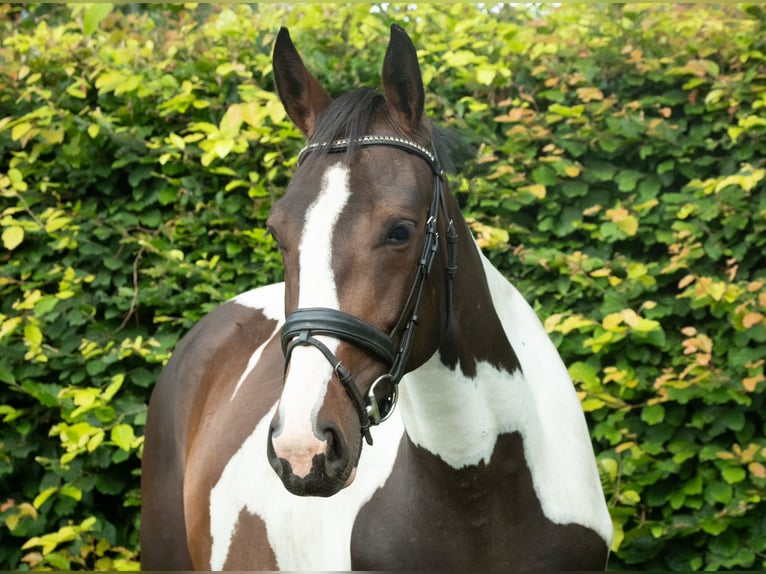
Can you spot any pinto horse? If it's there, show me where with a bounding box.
[140,24,613,570]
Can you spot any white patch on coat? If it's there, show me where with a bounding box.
[230,281,285,313]
[272,164,351,469]
[229,283,285,401]
[398,244,613,545]
[209,404,405,570]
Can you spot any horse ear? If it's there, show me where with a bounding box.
[273,27,332,138]
[382,24,425,135]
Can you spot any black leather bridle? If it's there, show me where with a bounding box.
[280,134,458,446]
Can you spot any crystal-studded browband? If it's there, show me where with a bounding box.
[297,134,442,175]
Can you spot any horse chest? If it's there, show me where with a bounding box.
[350,433,608,570]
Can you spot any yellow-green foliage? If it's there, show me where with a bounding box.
[1,3,764,571]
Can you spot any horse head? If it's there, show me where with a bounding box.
[266,25,456,496]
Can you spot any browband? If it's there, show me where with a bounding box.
[298,134,443,176]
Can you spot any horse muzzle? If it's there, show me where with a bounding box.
[267,397,360,497]
[267,449,349,497]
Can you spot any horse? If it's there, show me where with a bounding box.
[140,24,613,570]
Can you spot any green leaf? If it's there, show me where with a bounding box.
[102,373,125,402]
[669,490,686,510]
[59,484,83,501]
[32,486,58,509]
[682,475,703,495]
[10,122,33,142]
[24,323,43,346]
[111,424,135,451]
[704,481,732,505]
[598,136,621,153]
[33,295,59,317]
[586,161,617,181]
[45,552,71,570]
[720,409,745,431]
[721,466,746,484]
[657,159,675,174]
[548,103,585,118]
[615,170,642,192]
[0,316,22,341]
[562,181,588,198]
[532,165,558,186]
[21,381,60,407]
[617,214,638,236]
[443,49,479,67]
[611,519,624,552]
[598,457,619,481]
[582,397,606,412]
[641,404,665,425]
[2,226,24,250]
[621,490,641,505]
[568,361,600,387]
[637,175,661,199]
[83,3,113,35]
[475,65,496,86]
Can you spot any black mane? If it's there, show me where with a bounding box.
[310,87,387,150]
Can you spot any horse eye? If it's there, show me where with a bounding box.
[386,222,414,245]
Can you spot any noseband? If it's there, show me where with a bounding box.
[280,135,458,445]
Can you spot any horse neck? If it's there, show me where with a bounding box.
[395,217,614,541]
[398,212,594,471]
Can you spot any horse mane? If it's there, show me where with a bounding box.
[309,87,387,152]
[305,86,473,175]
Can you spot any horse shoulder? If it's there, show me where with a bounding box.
[142,282,285,569]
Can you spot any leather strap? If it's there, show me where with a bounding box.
[282,308,396,366]
[298,134,442,175]
[283,330,374,445]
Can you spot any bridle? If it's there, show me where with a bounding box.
[280,134,458,446]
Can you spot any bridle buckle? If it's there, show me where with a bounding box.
[366,373,399,425]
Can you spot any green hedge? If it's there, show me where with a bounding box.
[1,3,764,571]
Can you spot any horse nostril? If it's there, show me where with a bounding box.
[269,413,283,439]
[321,423,345,466]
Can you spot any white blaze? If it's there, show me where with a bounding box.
[296,164,351,309]
[272,164,351,468]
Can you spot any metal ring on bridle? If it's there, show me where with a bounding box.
[366,373,398,425]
